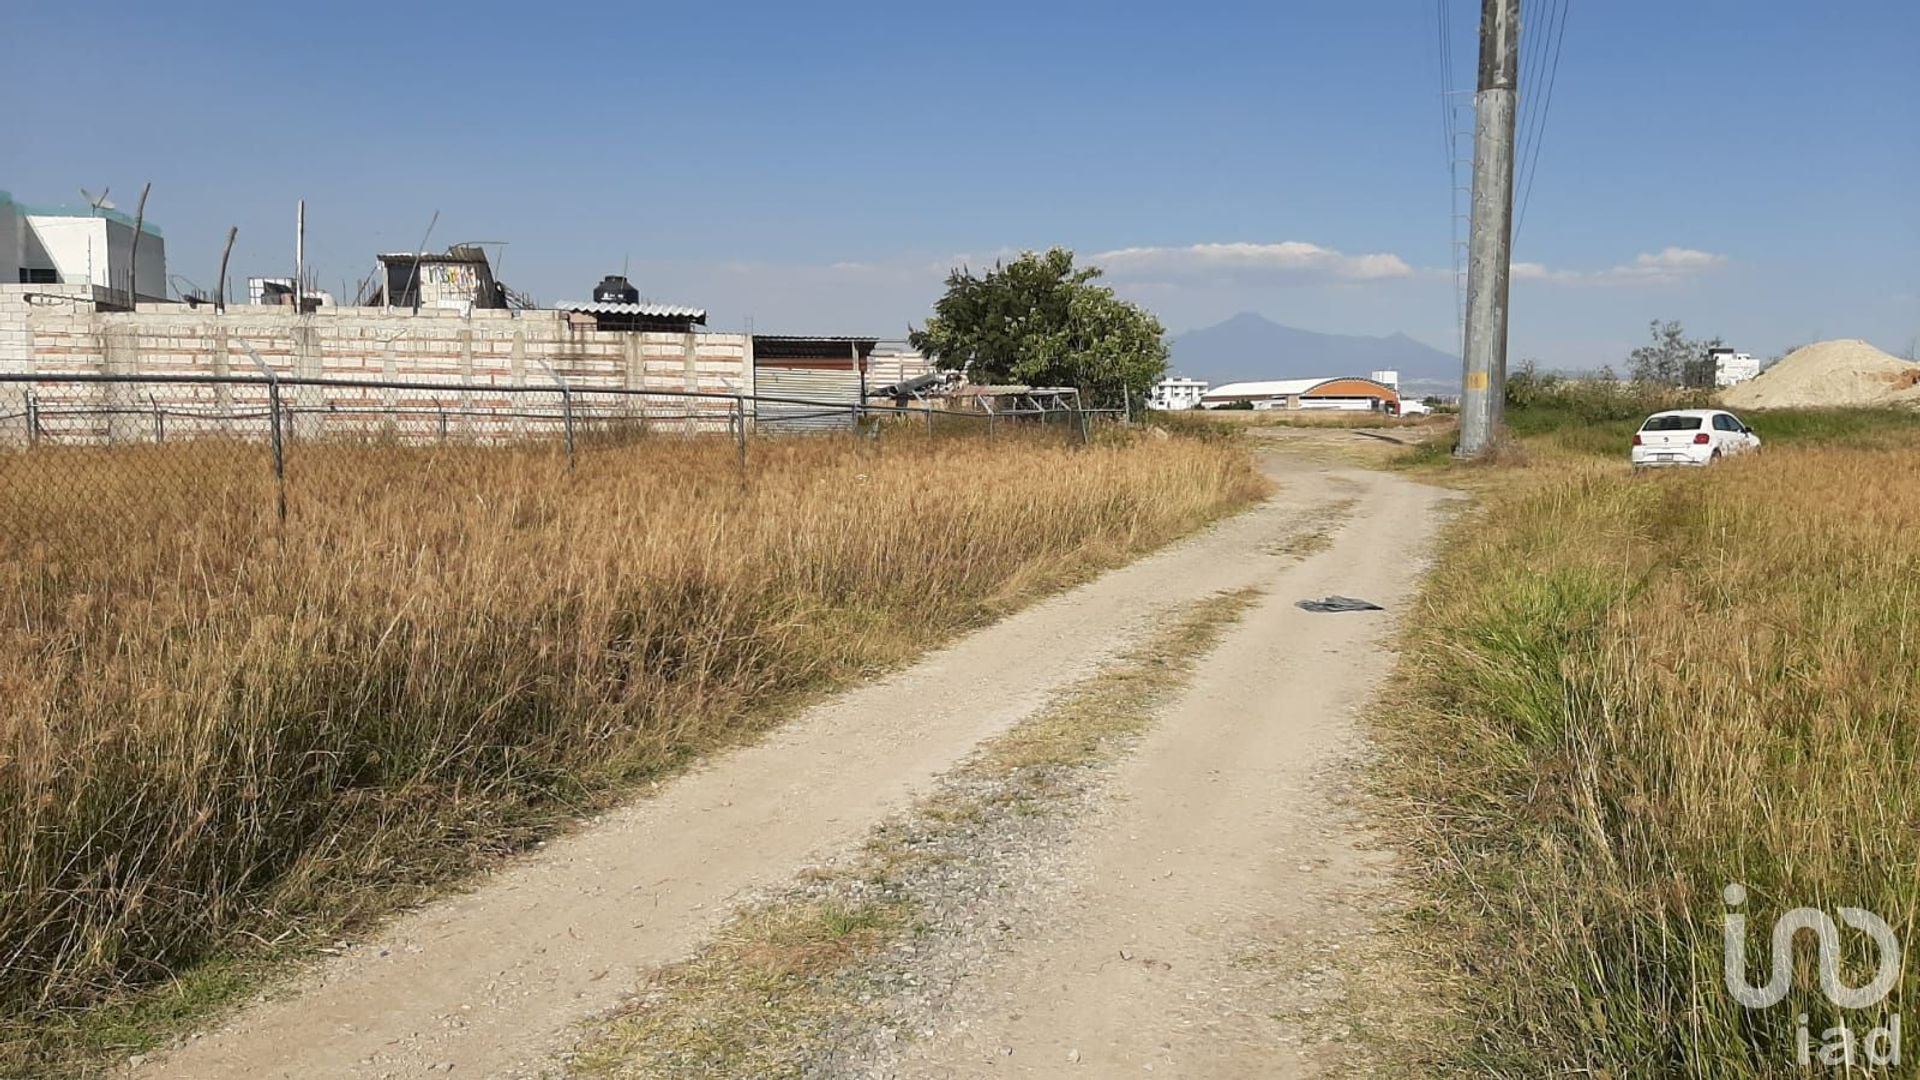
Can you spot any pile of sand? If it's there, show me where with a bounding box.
[1718,339,1920,409]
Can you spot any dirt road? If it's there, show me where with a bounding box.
[889,450,1452,1078]
[146,445,1451,1079]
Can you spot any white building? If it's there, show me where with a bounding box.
[1148,375,1208,410]
[1202,376,1401,412]
[248,277,335,308]
[865,342,933,389]
[1710,347,1760,388]
[0,191,166,303]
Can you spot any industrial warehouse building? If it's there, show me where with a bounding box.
[1201,375,1401,412]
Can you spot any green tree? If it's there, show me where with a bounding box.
[1627,319,1724,388]
[909,248,1168,408]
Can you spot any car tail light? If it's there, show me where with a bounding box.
[1632,433,1643,446]
[1694,432,1711,445]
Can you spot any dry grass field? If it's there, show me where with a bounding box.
[1378,418,1920,1076]
[0,428,1264,1068]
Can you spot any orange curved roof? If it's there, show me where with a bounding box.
[1299,377,1400,403]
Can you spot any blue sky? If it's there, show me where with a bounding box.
[7,2,1915,367]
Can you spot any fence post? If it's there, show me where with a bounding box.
[733,394,747,473]
[1123,386,1132,425]
[535,358,574,469]
[240,341,288,523]
[149,393,164,443]
[1077,404,1090,446]
[986,410,994,442]
[268,382,287,519]
[437,408,448,442]
[24,390,38,447]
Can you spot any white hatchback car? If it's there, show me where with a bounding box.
[1631,409,1760,468]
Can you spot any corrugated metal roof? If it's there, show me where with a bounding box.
[554,300,707,319]
[952,385,1081,397]
[378,250,491,264]
[953,385,1037,396]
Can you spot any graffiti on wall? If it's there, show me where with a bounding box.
[419,262,483,309]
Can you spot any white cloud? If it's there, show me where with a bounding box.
[1514,247,1728,286]
[1630,247,1726,274]
[1090,241,1413,284]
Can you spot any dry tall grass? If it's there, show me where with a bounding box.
[1381,443,1920,1075]
[0,430,1263,1054]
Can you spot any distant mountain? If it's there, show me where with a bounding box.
[1168,313,1460,393]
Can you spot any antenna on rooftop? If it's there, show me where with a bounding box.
[80,187,115,214]
[400,209,440,312]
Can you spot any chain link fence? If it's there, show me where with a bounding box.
[0,372,1125,542]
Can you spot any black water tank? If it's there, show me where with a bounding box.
[593,275,639,304]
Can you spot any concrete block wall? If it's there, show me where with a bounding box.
[0,286,754,444]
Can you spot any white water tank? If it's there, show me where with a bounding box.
[1370,370,1400,389]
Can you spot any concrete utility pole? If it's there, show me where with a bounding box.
[1456,0,1520,458]
[295,199,306,313]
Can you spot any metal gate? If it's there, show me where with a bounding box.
[753,366,861,432]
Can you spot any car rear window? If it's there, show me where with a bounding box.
[1642,415,1702,431]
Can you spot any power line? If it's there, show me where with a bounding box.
[1438,0,1463,170]
[1511,0,1555,217]
[1437,0,1471,343]
[1519,0,1568,235]
[1512,0,1551,214]
[1514,0,1568,242]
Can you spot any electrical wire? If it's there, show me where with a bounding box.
[1512,1,1540,205]
[1514,0,1569,242]
[1513,0,1545,174]
[1437,0,1468,339]
[1437,0,1459,169]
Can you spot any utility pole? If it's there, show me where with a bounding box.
[1456,0,1520,459]
[294,199,306,313]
